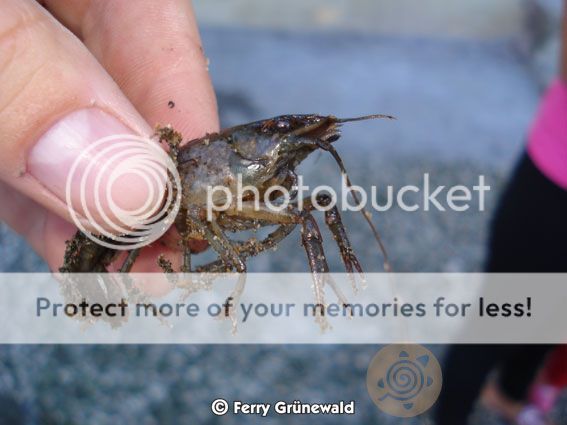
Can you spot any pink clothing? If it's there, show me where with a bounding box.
[528,79,567,190]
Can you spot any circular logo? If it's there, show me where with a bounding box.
[65,134,181,250]
[366,344,442,417]
[211,398,229,416]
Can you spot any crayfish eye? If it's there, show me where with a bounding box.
[326,134,340,143]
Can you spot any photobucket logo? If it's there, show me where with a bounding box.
[206,173,490,220]
[65,135,181,250]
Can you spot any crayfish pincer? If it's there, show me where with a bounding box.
[61,114,394,304]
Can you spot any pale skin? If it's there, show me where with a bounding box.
[0,0,218,275]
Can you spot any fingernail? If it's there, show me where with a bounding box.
[28,108,161,226]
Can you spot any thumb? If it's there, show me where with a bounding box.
[0,1,163,235]
[30,109,170,240]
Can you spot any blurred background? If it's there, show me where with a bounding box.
[0,0,564,423]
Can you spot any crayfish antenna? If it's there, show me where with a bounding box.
[334,114,396,123]
[317,141,393,273]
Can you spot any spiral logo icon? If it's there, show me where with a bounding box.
[366,344,442,417]
[65,134,181,250]
[382,357,424,401]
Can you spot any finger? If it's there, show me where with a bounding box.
[43,0,217,257]
[0,0,163,233]
[0,180,181,277]
[43,0,219,139]
[0,179,76,270]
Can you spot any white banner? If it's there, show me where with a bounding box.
[0,273,564,344]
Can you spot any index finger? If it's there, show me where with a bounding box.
[44,0,219,139]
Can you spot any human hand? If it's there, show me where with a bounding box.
[0,0,218,272]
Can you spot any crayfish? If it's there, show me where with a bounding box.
[61,114,393,313]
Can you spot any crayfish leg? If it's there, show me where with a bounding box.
[310,194,365,292]
[224,273,247,334]
[194,224,295,273]
[154,124,183,165]
[186,213,247,273]
[119,249,141,273]
[300,214,331,330]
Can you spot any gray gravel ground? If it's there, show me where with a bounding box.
[0,24,562,424]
